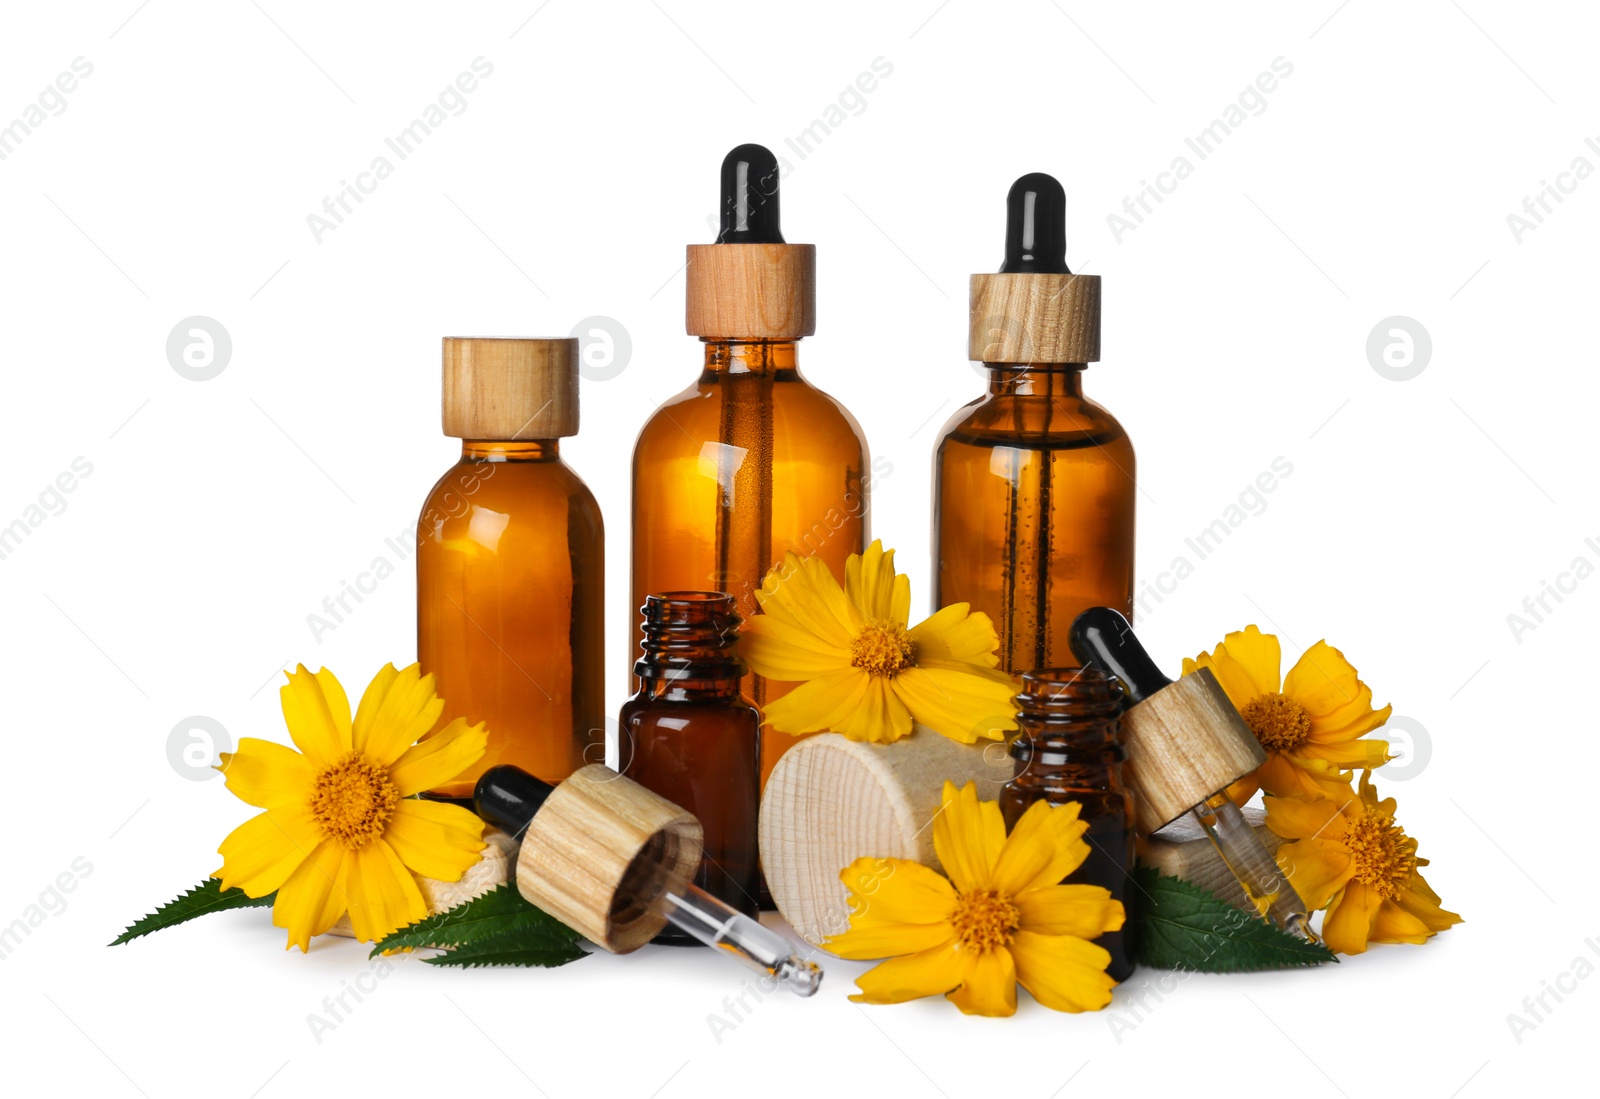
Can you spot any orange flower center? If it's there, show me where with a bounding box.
[951,889,1021,952]
[1241,692,1312,752]
[310,751,400,849]
[1344,805,1418,901]
[851,621,915,679]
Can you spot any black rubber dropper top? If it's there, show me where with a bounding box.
[716,143,784,244]
[473,765,557,838]
[1000,172,1070,274]
[1069,608,1172,705]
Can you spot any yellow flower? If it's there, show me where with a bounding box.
[827,782,1124,1017]
[1182,625,1390,803]
[214,663,488,951]
[741,541,1017,744]
[1266,772,1461,954]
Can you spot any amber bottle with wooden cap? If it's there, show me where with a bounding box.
[417,337,604,796]
[934,173,1135,675]
[631,143,870,785]
[999,667,1134,981]
[620,592,760,940]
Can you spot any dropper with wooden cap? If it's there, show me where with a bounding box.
[632,144,870,788]
[417,337,605,796]
[934,173,1135,675]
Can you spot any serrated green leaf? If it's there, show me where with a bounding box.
[110,878,275,946]
[421,930,588,969]
[372,883,584,959]
[1128,867,1337,972]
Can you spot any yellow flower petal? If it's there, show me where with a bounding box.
[215,803,323,898]
[1010,930,1117,1012]
[219,738,313,809]
[384,799,486,882]
[849,941,967,1004]
[833,678,915,743]
[945,946,1017,1017]
[1277,837,1358,911]
[845,540,909,626]
[754,552,861,649]
[1368,898,1436,945]
[341,838,428,943]
[1255,752,1354,801]
[388,717,488,797]
[354,662,445,767]
[828,916,956,960]
[890,666,1017,744]
[906,604,1002,670]
[738,614,852,681]
[272,840,348,952]
[931,781,1006,894]
[1215,625,1282,696]
[1322,879,1383,954]
[990,799,1089,896]
[838,857,959,923]
[1264,793,1350,842]
[1282,641,1366,718]
[279,665,353,765]
[1393,877,1463,933]
[1014,884,1123,939]
[759,669,880,738]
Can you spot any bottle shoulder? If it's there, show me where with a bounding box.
[936,382,1133,452]
[632,369,869,457]
[419,454,603,538]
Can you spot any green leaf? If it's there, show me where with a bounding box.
[1127,867,1337,972]
[421,931,587,969]
[110,878,275,946]
[372,883,586,968]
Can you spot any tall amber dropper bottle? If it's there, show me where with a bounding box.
[631,144,870,785]
[417,337,604,796]
[934,173,1135,675]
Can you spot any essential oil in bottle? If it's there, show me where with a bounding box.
[620,592,760,941]
[934,173,1135,674]
[630,143,871,787]
[999,666,1135,981]
[416,337,604,796]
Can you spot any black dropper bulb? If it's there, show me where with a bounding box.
[1069,608,1172,705]
[716,143,785,244]
[1000,172,1070,274]
[473,764,557,838]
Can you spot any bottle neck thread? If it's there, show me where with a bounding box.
[1011,666,1124,765]
[982,364,1085,397]
[634,591,746,699]
[460,440,559,462]
[701,339,799,376]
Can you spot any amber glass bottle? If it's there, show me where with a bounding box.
[621,592,760,941]
[934,173,1135,675]
[1000,667,1135,981]
[631,144,869,785]
[417,338,604,796]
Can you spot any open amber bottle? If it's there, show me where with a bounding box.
[934,173,1135,675]
[620,592,760,941]
[999,666,1135,981]
[631,144,869,785]
[417,337,604,796]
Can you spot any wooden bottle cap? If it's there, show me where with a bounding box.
[685,244,816,339]
[514,764,703,954]
[1119,668,1266,834]
[968,272,1101,363]
[758,730,1014,951]
[441,337,579,439]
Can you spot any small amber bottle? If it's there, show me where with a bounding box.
[417,337,604,796]
[934,173,1135,675]
[620,592,760,941]
[999,666,1135,981]
[631,144,870,785]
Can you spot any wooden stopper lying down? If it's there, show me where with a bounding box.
[1121,668,1266,834]
[759,730,1014,951]
[515,765,702,953]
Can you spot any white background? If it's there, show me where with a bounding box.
[1,1,1593,1095]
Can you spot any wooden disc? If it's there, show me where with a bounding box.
[685,243,816,339]
[442,337,579,439]
[758,730,1014,951]
[968,272,1100,363]
[514,765,702,954]
[1120,669,1266,833]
